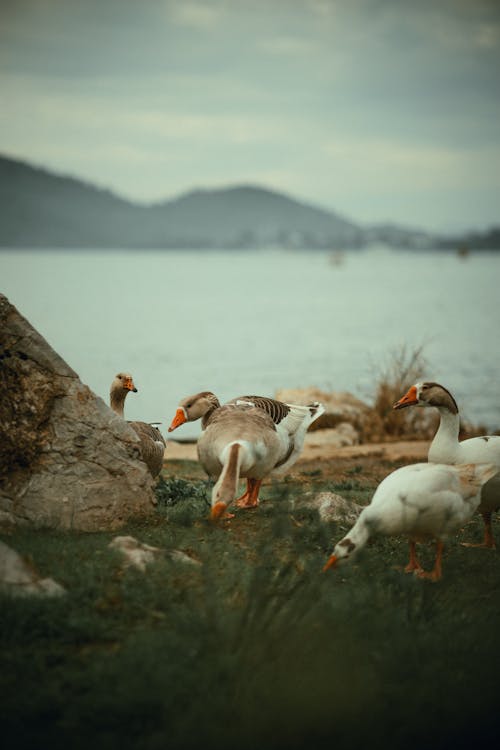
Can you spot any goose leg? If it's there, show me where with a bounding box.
[235,478,262,508]
[235,479,252,506]
[416,540,443,582]
[461,512,496,549]
[404,540,424,574]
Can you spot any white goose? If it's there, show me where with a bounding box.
[323,462,498,581]
[110,373,166,478]
[394,382,500,548]
[168,392,324,517]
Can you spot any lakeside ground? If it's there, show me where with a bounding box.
[2,438,500,750]
[165,434,430,485]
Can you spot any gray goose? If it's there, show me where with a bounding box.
[110,373,166,478]
[168,391,324,515]
[394,381,500,548]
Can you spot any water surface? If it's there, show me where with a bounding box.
[1,247,499,438]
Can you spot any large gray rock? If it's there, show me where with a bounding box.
[0,294,155,530]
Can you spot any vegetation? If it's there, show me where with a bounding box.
[365,343,498,440]
[1,468,499,750]
[366,343,436,440]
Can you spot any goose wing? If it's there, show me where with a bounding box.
[128,421,166,478]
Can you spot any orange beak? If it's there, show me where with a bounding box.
[124,378,137,393]
[210,501,228,521]
[322,554,338,572]
[168,407,187,432]
[393,385,418,410]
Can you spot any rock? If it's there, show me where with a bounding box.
[276,386,440,443]
[0,294,156,530]
[308,492,363,524]
[167,549,202,567]
[304,423,360,449]
[275,387,373,438]
[109,535,163,571]
[0,540,66,597]
[109,535,202,571]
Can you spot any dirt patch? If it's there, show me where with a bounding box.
[166,437,428,463]
[164,437,430,487]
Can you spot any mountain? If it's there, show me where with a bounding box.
[148,185,366,249]
[0,156,145,248]
[0,154,444,250]
[435,226,500,251]
[0,155,365,249]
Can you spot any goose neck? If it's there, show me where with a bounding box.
[110,388,127,418]
[201,403,219,429]
[435,407,460,440]
[215,443,243,504]
[429,407,460,462]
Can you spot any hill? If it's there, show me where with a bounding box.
[0,154,442,250]
[0,155,364,249]
[0,155,146,248]
[148,185,364,249]
[436,226,500,252]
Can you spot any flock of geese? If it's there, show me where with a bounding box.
[109,374,500,581]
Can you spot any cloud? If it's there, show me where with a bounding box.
[1,0,500,229]
[258,35,316,56]
[170,0,225,29]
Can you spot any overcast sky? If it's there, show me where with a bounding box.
[1,0,500,232]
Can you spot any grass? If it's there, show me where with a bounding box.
[1,471,500,750]
[367,342,437,440]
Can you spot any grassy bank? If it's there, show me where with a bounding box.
[1,465,500,750]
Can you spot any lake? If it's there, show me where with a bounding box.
[1,247,499,438]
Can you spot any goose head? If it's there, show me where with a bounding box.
[110,372,138,397]
[393,382,458,414]
[323,536,358,571]
[168,391,220,432]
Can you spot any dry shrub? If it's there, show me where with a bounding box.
[368,344,438,440]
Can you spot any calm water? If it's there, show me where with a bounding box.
[1,247,499,438]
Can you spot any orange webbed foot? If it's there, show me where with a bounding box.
[415,569,441,582]
[404,562,424,575]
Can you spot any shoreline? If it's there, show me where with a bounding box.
[165,436,430,463]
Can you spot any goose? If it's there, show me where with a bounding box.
[323,462,498,580]
[394,382,500,548]
[168,392,324,517]
[110,373,166,478]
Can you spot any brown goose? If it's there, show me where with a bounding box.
[110,373,166,478]
[168,391,324,510]
[394,381,500,548]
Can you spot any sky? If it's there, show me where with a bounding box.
[1,0,500,233]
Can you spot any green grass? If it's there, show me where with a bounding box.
[1,475,500,750]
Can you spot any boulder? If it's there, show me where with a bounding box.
[304,423,360,450]
[276,386,438,442]
[0,293,155,530]
[275,387,373,438]
[0,540,66,597]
